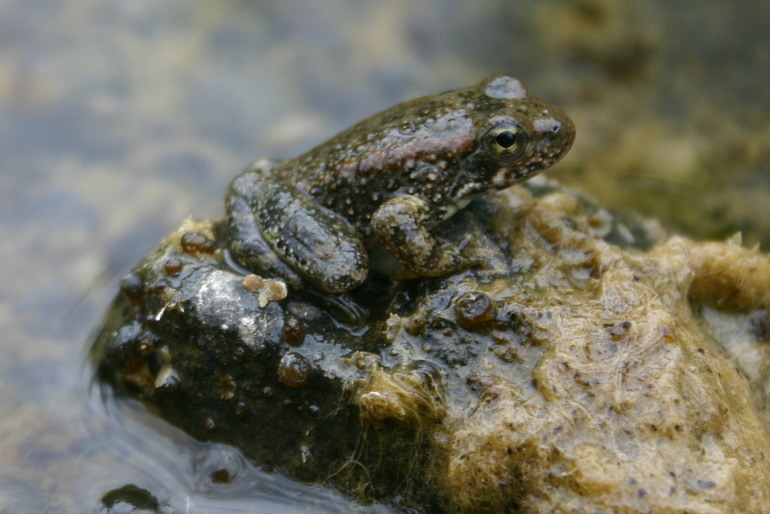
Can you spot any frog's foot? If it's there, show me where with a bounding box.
[226,173,305,289]
[309,290,369,326]
[258,183,369,294]
[372,195,468,277]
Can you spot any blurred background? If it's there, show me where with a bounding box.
[1,0,768,511]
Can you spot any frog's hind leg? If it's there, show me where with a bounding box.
[226,171,304,289]
[257,182,369,294]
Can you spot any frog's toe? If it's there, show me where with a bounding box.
[312,290,369,325]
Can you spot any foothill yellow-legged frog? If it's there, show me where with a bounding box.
[226,75,575,294]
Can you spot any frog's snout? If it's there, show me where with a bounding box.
[533,111,575,163]
[534,117,566,138]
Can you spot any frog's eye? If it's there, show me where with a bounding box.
[486,123,528,160]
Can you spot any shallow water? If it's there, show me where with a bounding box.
[1,0,768,511]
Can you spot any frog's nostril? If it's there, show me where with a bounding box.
[534,118,562,138]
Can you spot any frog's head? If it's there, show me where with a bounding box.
[454,75,575,199]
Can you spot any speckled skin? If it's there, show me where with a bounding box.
[226,75,575,293]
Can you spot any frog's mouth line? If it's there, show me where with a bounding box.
[488,164,527,189]
[453,172,508,200]
[492,165,517,188]
[471,163,544,196]
[452,180,481,200]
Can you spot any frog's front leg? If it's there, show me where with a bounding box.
[371,195,466,277]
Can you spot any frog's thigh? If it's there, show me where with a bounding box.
[371,195,463,276]
[258,183,368,293]
[226,172,304,287]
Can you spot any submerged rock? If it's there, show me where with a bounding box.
[91,180,770,512]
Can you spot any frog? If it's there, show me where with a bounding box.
[226,74,575,294]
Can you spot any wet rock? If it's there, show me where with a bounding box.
[91,182,770,512]
[99,484,162,513]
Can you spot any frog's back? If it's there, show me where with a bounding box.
[265,75,574,234]
[276,84,482,225]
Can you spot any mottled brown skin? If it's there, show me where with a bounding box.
[227,75,575,293]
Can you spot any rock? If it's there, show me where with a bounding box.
[91,180,770,512]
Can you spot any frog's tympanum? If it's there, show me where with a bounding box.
[92,78,770,513]
[226,75,575,293]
